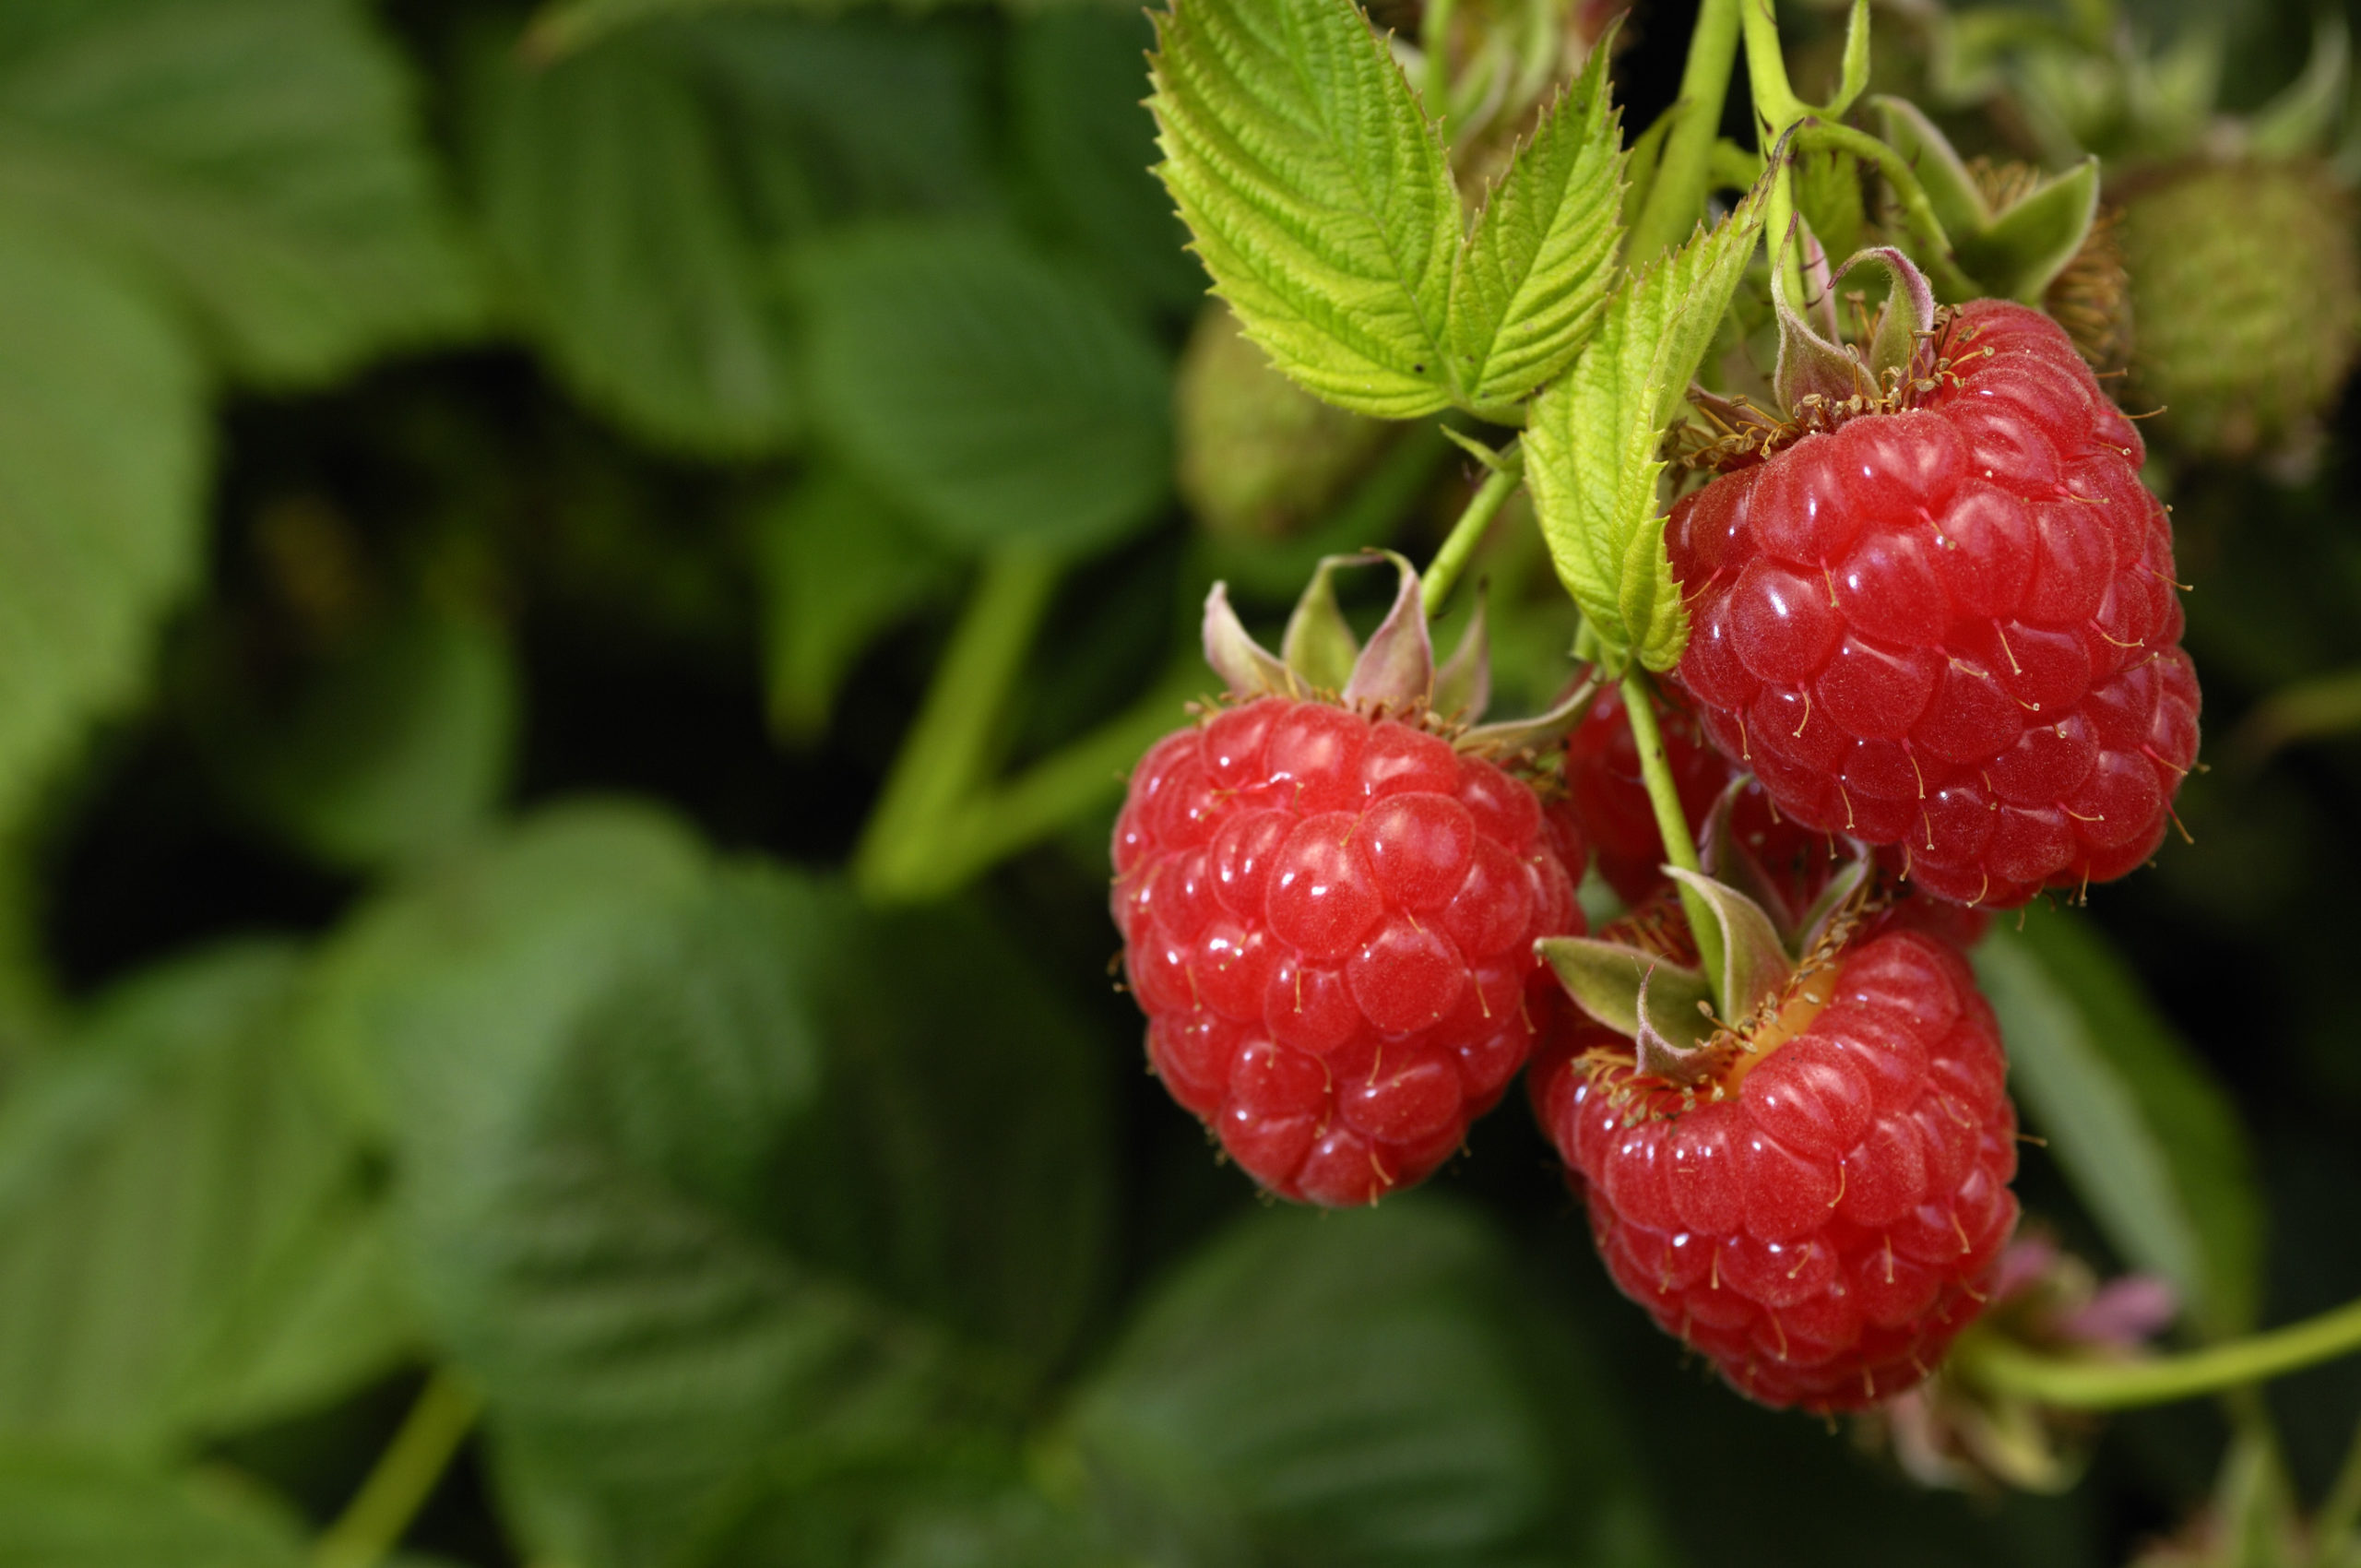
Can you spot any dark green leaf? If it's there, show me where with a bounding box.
[1147,0,1459,417]
[0,944,409,1452]
[306,806,1113,1568]
[0,1449,309,1568]
[1065,1200,1669,1568]
[1975,905,2264,1336]
[209,610,517,873]
[798,224,1171,555]
[0,219,206,834]
[1013,7,1204,314]
[466,24,802,457]
[0,0,482,386]
[754,467,958,743]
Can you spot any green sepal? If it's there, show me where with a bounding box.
[1281,557,1363,693]
[1340,552,1436,709]
[1203,582,1297,698]
[1536,935,1713,1050]
[1431,594,1491,723]
[1664,867,1792,1023]
[1956,159,2099,303]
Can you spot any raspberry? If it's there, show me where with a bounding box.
[1532,926,2019,1411]
[1113,695,1583,1206]
[1667,299,2201,907]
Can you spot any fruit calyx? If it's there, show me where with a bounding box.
[1687,247,1948,471]
[1204,552,1595,756]
[1538,810,1875,1096]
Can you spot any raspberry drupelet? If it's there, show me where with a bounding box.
[1116,695,1582,1205]
[1533,923,2019,1411]
[1667,299,2200,907]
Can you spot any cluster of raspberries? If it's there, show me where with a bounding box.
[1109,303,2195,1413]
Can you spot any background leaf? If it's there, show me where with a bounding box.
[1146,0,1460,417]
[306,805,1112,1568]
[0,0,482,386]
[0,220,206,835]
[0,1449,309,1568]
[0,943,409,1453]
[798,223,1171,555]
[1975,905,2264,1337]
[1064,1199,1670,1568]
[1525,181,1765,672]
[1444,46,1624,419]
[753,467,959,744]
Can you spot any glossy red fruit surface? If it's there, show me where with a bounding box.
[1532,928,2019,1411]
[1113,695,1584,1206]
[1667,299,2201,907]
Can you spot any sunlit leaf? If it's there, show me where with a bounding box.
[1524,178,1768,673]
[1445,44,1624,420]
[1147,0,1459,417]
[1975,906,2263,1336]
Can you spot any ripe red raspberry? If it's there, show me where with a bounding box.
[1667,299,2201,907]
[1532,927,2019,1411]
[1113,695,1583,1206]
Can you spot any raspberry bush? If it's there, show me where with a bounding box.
[6,0,2361,1565]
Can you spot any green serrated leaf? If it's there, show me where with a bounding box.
[1148,0,1460,417]
[1955,159,2098,303]
[1525,179,1769,673]
[0,1449,310,1567]
[0,944,409,1453]
[1975,907,2263,1338]
[0,0,484,387]
[1065,1200,1671,1568]
[304,806,1113,1568]
[797,223,1171,555]
[1445,46,1625,420]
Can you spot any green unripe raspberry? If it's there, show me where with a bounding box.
[2118,159,2361,458]
[1175,302,1391,540]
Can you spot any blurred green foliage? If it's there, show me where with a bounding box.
[0,1,2354,1565]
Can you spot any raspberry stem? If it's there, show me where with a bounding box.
[1619,668,1728,1008]
[315,1370,481,1568]
[1625,0,1740,264]
[1790,121,1980,300]
[1420,438,1523,618]
[1956,1292,2361,1410]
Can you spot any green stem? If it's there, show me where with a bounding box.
[1789,120,1981,299]
[1738,0,1807,309]
[2312,1408,2361,1566]
[314,1371,482,1568]
[1626,0,1741,264]
[1421,443,1525,618]
[1959,1294,2361,1411]
[854,550,1062,903]
[1619,668,1725,1004]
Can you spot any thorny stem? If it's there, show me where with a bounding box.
[1958,1293,2361,1411]
[1619,668,1726,1007]
[1625,0,1740,265]
[314,1371,482,1568]
[854,549,1062,903]
[1420,441,1525,618]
